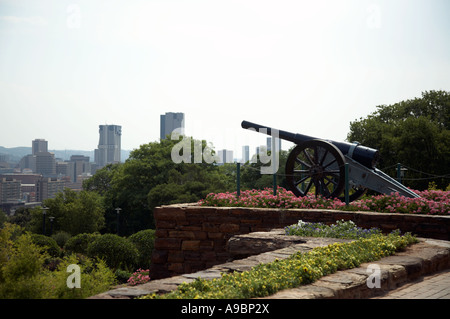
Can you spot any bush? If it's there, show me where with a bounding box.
[30,234,61,258]
[0,224,116,299]
[0,227,48,298]
[285,219,382,239]
[86,234,139,271]
[64,233,101,255]
[52,231,71,248]
[115,268,132,284]
[41,254,117,299]
[128,229,155,269]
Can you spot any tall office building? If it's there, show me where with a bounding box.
[32,139,48,155]
[94,125,121,168]
[160,112,185,140]
[218,149,234,164]
[35,152,56,176]
[242,145,250,163]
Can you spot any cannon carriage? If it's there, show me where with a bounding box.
[241,120,419,202]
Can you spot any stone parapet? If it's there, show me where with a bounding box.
[150,204,450,279]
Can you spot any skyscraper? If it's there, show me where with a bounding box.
[160,112,185,140]
[32,139,48,155]
[242,145,250,163]
[94,125,121,168]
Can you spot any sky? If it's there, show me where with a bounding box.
[1,0,449,160]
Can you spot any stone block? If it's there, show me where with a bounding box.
[219,223,240,233]
[182,240,201,251]
[154,238,181,250]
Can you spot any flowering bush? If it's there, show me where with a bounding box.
[143,231,417,299]
[285,219,382,239]
[198,187,449,215]
[127,269,150,286]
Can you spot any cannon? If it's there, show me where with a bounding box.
[241,120,420,202]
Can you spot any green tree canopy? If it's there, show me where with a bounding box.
[84,137,235,234]
[347,90,450,190]
[30,189,105,236]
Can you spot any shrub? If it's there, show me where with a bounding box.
[30,234,61,258]
[199,187,450,215]
[52,231,71,248]
[86,234,139,271]
[0,226,49,298]
[127,268,150,286]
[128,229,155,269]
[115,268,132,284]
[41,254,117,299]
[64,233,101,255]
[285,219,382,239]
[0,224,116,299]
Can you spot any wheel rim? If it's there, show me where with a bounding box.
[285,140,346,198]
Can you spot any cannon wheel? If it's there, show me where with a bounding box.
[338,187,367,202]
[285,139,346,199]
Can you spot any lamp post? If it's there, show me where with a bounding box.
[42,206,49,235]
[49,216,55,235]
[115,207,122,235]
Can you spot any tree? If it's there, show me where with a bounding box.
[240,150,289,191]
[31,189,105,236]
[84,137,235,235]
[347,90,450,190]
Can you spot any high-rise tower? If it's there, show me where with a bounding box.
[160,112,185,140]
[32,139,48,155]
[94,125,121,168]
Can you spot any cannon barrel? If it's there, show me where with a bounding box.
[241,120,379,169]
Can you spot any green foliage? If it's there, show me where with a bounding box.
[285,219,382,239]
[240,150,289,191]
[64,232,101,255]
[39,254,117,299]
[0,209,6,228]
[0,223,117,298]
[84,137,235,235]
[6,207,32,230]
[51,231,71,248]
[39,189,105,236]
[348,90,450,190]
[127,229,155,270]
[115,268,132,284]
[86,233,139,271]
[0,224,49,298]
[30,233,61,258]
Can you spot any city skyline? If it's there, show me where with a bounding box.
[1,1,450,158]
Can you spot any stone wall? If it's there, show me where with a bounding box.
[150,203,450,279]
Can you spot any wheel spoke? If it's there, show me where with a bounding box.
[319,149,329,166]
[321,180,331,196]
[323,159,337,170]
[295,158,311,169]
[302,149,315,166]
[294,175,310,187]
[304,179,313,194]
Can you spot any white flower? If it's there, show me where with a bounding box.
[297,220,306,227]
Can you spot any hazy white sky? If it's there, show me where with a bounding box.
[1,0,449,159]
